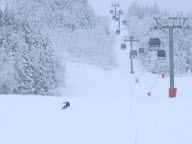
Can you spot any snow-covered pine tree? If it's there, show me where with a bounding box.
[0,8,19,94]
[0,8,64,95]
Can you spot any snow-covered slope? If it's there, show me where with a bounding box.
[0,3,192,144]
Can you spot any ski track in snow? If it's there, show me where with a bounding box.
[0,3,192,144]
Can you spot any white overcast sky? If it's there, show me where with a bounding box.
[0,0,191,16]
[88,0,192,16]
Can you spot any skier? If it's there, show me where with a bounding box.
[62,102,70,109]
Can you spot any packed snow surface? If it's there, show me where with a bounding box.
[0,1,192,144]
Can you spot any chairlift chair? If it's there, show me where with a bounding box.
[157,50,166,60]
[116,17,119,21]
[130,50,138,59]
[116,30,120,35]
[110,10,113,14]
[112,15,116,20]
[121,43,126,50]
[123,20,127,25]
[148,38,161,51]
[138,48,145,54]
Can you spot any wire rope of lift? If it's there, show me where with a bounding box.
[147,74,161,96]
[126,22,168,40]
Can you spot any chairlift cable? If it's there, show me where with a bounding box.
[149,75,161,92]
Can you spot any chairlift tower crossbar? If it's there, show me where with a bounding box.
[153,17,188,97]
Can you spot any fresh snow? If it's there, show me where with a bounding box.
[0,2,192,144]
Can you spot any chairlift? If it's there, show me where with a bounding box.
[116,30,120,35]
[157,50,166,60]
[112,15,116,20]
[123,20,127,25]
[116,17,119,21]
[121,43,126,50]
[130,50,137,59]
[110,10,113,14]
[138,48,145,54]
[148,38,161,51]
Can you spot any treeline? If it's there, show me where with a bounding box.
[0,0,116,95]
[126,1,192,75]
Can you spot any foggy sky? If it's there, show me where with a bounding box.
[0,0,192,16]
[88,0,192,16]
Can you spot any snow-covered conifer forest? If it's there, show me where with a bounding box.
[0,0,116,95]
